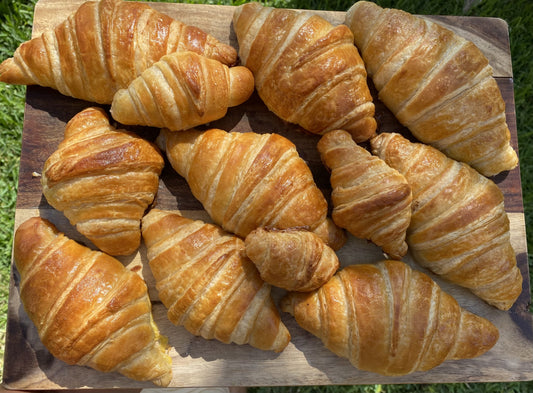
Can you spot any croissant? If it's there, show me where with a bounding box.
[157,128,345,250]
[41,107,164,256]
[371,132,522,310]
[0,0,237,104]
[281,260,499,376]
[317,130,412,259]
[110,51,254,131]
[13,217,172,386]
[244,227,340,292]
[345,1,518,177]
[141,208,291,352]
[232,2,376,142]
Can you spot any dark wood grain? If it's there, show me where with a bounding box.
[4,0,533,389]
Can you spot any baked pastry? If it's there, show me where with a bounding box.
[13,217,172,386]
[141,208,291,352]
[310,217,348,252]
[233,2,376,142]
[244,227,340,292]
[157,128,345,250]
[345,1,518,177]
[317,129,412,259]
[281,260,499,376]
[371,132,522,310]
[41,107,164,256]
[0,0,237,104]
[110,51,254,131]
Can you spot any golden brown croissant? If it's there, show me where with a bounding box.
[0,0,237,104]
[41,107,164,256]
[157,128,345,249]
[13,217,172,386]
[244,227,340,292]
[232,2,376,142]
[345,1,517,176]
[110,51,254,131]
[317,130,412,259]
[141,208,291,352]
[281,260,499,376]
[371,132,522,310]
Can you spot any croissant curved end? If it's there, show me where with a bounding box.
[228,66,255,107]
[449,309,499,360]
[0,57,32,85]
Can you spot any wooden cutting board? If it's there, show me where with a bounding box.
[4,0,533,389]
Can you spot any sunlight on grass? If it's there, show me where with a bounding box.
[0,0,35,379]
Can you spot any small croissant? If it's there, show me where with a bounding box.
[281,260,499,376]
[157,128,345,250]
[13,217,172,386]
[41,107,164,255]
[0,0,237,104]
[233,2,376,142]
[110,51,254,131]
[371,132,522,310]
[317,130,412,259]
[345,1,517,176]
[141,208,291,352]
[244,227,340,292]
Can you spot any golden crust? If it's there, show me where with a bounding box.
[281,260,499,375]
[244,227,340,292]
[142,208,291,352]
[345,1,517,176]
[318,130,412,259]
[0,0,237,103]
[13,217,172,386]
[110,51,254,131]
[233,3,376,142]
[159,128,336,246]
[42,107,164,256]
[371,132,522,310]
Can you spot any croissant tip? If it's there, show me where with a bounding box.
[0,57,30,85]
[150,371,173,388]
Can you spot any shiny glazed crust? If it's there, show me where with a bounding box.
[0,0,237,103]
[111,51,254,131]
[141,208,291,352]
[318,130,412,259]
[371,132,522,310]
[233,2,377,142]
[157,128,339,246]
[13,217,173,386]
[281,260,499,375]
[42,107,164,256]
[345,1,518,176]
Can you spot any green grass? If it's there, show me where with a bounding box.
[0,0,531,391]
[0,0,36,372]
[249,383,533,393]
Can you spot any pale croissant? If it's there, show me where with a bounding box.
[345,1,517,176]
[0,0,237,104]
[281,260,499,376]
[157,128,345,250]
[13,217,172,386]
[41,107,164,256]
[244,227,340,292]
[371,132,522,310]
[110,51,254,131]
[317,130,412,259]
[233,2,376,142]
[141,208,291,352]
